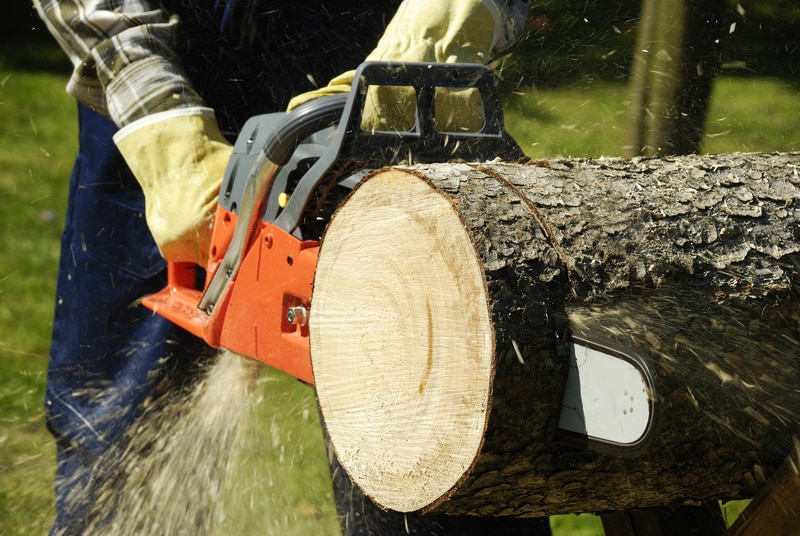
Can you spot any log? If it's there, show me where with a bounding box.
[309,152,800,517]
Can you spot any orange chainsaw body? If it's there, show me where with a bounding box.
[142,204,318,384]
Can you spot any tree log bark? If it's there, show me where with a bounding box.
[310,152,800,518]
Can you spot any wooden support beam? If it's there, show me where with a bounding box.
[727,438,800,536]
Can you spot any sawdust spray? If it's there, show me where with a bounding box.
[81,350,260,534]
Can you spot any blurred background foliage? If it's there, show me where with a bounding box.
[494,0,800,90]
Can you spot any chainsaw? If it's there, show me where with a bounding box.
[142,62,656,453]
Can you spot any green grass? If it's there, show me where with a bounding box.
[504,76,800,158]
[0,56,74,535]
[0,68,75,354]
[504,82,630,158]
[704,77,800,154]
[2,53,798,534]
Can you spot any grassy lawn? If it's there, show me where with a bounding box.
[1,49,798,535]
[504,75,800,158]
[0,55,75,534]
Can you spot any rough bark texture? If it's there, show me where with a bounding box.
[313,152,800,518]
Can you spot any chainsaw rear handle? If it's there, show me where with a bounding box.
[142,94,347,343]
[198,95,348,314]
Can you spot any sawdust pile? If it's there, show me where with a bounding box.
[83,350,260,534]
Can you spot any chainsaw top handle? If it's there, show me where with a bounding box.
[263,93,349,167]
[197,94,347,314]
[272,61,523,233]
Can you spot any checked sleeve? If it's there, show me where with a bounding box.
[33,0,207,127]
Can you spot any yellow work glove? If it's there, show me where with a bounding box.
[287,0,529,131]
[113,109,232,267]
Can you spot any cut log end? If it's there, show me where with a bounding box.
[310,169,495,512]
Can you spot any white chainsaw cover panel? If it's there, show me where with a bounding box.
[558,340,652,446]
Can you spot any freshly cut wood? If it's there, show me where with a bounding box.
[310,171,501,512]
[310,153,800,517]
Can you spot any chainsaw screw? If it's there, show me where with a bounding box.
[286,306,308,326]
[264,234,273,249]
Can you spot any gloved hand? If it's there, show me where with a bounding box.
[113,109,232,267]
[287,0,529,131]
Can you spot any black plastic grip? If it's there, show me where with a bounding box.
[262,94,347,166]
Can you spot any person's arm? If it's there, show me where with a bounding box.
[33,0,206,126]
[35,0,230,267]
[287,0,530,132]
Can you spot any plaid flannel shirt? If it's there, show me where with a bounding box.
[33,0,205,127]
[34,0,530,129]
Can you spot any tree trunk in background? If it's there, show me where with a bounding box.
[625,0,729,157]
[311,153,800,518]
[621,3,734,531]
